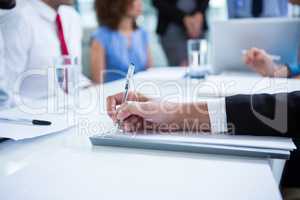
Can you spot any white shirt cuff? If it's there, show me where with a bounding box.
[207,98,228,134]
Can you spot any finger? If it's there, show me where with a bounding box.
[119,100,163,123]
[106,95,117,122]
[255,50,270,64]
[252,48,267,60]
[106,92,125,121]
[256,53,267,63]
[107,92,144,121]
[143,120,158,131]
[243,53,251,65]
[116,102,149,122]
[122,115,141,132]
[247,48,257,61]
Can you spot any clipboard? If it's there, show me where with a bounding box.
[90,134,293,159]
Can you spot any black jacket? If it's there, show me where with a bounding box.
[226,91,300,187]
[152,0,209,36]
[0,0,15,9]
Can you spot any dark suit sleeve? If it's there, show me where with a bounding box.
[152,0,186,26]
[0,0,16,9]
[225,91,300,138]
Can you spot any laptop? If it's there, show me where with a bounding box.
[211,18,300,72]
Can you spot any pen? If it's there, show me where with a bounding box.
[242,50,281,61]
[117,63,135,130]
[122,63,135,104]
[0,117,52,126]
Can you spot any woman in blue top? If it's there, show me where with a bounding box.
[90,0,153,83]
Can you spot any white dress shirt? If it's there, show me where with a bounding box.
[2,0,88,99]
[207,98,228,134]
[0,23,4,88]
[0,9,12,90]
[0,8,16,108]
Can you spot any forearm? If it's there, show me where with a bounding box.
[90,62,104,84]
[146,47,153,69]
[177,102,211,132]
[90,41,105,84]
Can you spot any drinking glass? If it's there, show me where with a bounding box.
[187,39,209,68]
[53,56,80,113]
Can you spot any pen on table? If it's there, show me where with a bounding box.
[116,63,135,130]
[0,117,52,126]
[242,50,281,61]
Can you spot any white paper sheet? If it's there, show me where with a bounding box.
[0,108,75,140]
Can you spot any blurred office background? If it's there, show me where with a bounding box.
[76,0,300,78]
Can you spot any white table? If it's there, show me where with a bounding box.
[1,67,298,200]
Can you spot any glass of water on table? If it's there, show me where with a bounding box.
[52,56,80,114]
[187,39,210,79]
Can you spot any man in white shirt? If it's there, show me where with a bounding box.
[2,0,88,99]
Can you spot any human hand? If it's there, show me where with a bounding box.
[191,12,203,37]
[106,92,150,123]
[243,48,278,77]
[184,16,196,38]
[106,92,210,133]
[183,13,203,39]
[116,99,185,132]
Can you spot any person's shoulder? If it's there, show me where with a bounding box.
[93,26,113,38]
[13,1,41,28]
[91,26,112,46]
[1,2,32,33]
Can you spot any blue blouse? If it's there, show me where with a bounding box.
[92,26,149,82]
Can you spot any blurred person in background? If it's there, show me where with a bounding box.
[227,0,288,18]
[0,0,16,108]
[2,0,89,99]
[90,0,152,84]
[153,0,209,67]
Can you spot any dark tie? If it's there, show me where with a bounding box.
[56,14,69,55]
[252,0,263,18]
